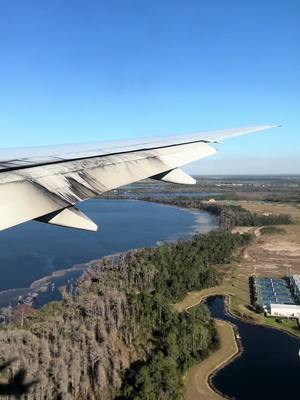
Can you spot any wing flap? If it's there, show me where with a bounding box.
[151,169,196,185]
[36,206,98,231]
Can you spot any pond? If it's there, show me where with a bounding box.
[206,296,300,400]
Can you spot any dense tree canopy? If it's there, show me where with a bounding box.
[111,231,251,399]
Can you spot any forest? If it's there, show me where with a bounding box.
[115,231,252,399]
[0,230,251,400]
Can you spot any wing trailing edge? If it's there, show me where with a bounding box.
[0,124,280,232]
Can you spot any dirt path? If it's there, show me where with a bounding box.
[184,319,238,400]
[175,286,238,400]
[174,286,233,313]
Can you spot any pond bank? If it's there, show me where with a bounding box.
[180,287,300,399]
[184,295,300,400]
[177,291,240,400]
[185,318,238,400]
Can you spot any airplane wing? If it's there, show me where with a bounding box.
[0,124,279,232]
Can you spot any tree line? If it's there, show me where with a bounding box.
[141,197,293,230]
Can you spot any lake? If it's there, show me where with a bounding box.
[0,199,218,307]
[206,296,300,400]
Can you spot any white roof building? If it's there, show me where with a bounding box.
[270,303,300,318]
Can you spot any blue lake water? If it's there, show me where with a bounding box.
[0,199,217,307]
[206,296,300,400]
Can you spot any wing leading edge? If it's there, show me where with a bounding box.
[0,124,279,231]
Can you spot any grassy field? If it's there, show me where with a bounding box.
[180,200,300,399]
[228,201,300,336]
[184,200,300,337]
[174,286,233,313]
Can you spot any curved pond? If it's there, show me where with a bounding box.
[0,199,218,307]
[206,296,300,400]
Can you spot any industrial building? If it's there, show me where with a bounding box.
[252,276,300,318]
[270,304,300,318]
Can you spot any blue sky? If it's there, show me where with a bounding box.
[0,0,299,174]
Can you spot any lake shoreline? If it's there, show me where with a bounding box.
[0,204,217,309]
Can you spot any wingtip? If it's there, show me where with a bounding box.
[268,124,282,129]
[258,124,281,130]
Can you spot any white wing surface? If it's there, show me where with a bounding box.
[0,124,279,231]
